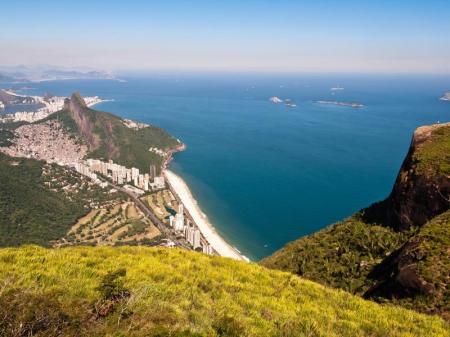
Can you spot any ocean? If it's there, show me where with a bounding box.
[6,73,450,260]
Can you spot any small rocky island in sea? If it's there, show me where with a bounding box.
[440,92,450,101]
[316,100,364,108]
[284,99,297,107]
[269,96,297,107]
[269,96,283,103]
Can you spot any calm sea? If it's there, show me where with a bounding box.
[6,73,450,260]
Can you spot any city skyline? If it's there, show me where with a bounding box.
[1,0,450,74]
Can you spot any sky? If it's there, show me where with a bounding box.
[1,0,450,74]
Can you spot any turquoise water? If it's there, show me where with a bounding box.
[8,74,450,260]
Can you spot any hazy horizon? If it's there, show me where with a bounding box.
[2,0,450,74]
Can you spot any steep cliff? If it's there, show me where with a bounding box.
[63,93,101,152]
[262,123,450,319]
[56,93,181,172]
[386,123,450,231]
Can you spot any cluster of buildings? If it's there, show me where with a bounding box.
[72,162,108,188]
[169,204,214,254]
[0,120,88,165]
[73,158,165,193]
[123,118,150,129]
[149,147,167,157]
[0,101,4,110]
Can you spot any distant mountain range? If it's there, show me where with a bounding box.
[0,65,116,82]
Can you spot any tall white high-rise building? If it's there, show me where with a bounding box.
[174,212,184,231]
[193,230,201,249]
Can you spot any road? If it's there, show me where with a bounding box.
[111,182,191,250]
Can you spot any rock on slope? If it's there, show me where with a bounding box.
[386,123,450,231]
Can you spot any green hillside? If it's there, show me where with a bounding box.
[261,209,413,294]
[0,153,124,247]
[0,246,448,337]
[366,210,450,319]
[49,93,181,173]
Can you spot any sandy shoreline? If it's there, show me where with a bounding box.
[164,169,248,261]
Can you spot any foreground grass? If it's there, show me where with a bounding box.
[415,125,450,175]
[0,246,448,336]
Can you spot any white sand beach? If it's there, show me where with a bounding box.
[164,170,247,261]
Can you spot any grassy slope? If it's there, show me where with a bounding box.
[0,246,448,337]
[0,153,123,247]
[414,125,450,175]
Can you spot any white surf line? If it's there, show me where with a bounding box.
[164,169,248,261]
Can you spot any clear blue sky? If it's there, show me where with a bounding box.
[2,0,450,73]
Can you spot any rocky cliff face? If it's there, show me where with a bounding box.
[64,93,100,151]
[385,123,450,231]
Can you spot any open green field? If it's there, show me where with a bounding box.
[0,246,448,337]
[56,201,161,247]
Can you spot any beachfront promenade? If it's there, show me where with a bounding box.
[164,170,247,261]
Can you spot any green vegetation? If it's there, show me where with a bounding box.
[261,211,414,294]
[0,245,448,337]
[414,125,450,175]
[0,120,28,130]
[48,94,180,173]
[56,201,160,247]
[0,129,15,146]
[387,210,450,319]
[85,107,179,173]
[0,153,124,247]
[261,203,450,319]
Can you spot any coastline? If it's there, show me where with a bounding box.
[164,169,248,261]
[162,141,248,261]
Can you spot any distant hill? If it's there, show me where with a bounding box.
[0,245,448,337]
[0,73,16,83]
[262,123,450,320]
[49,93,181,173]
[0,65,117,82]
[0,89,36,105]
